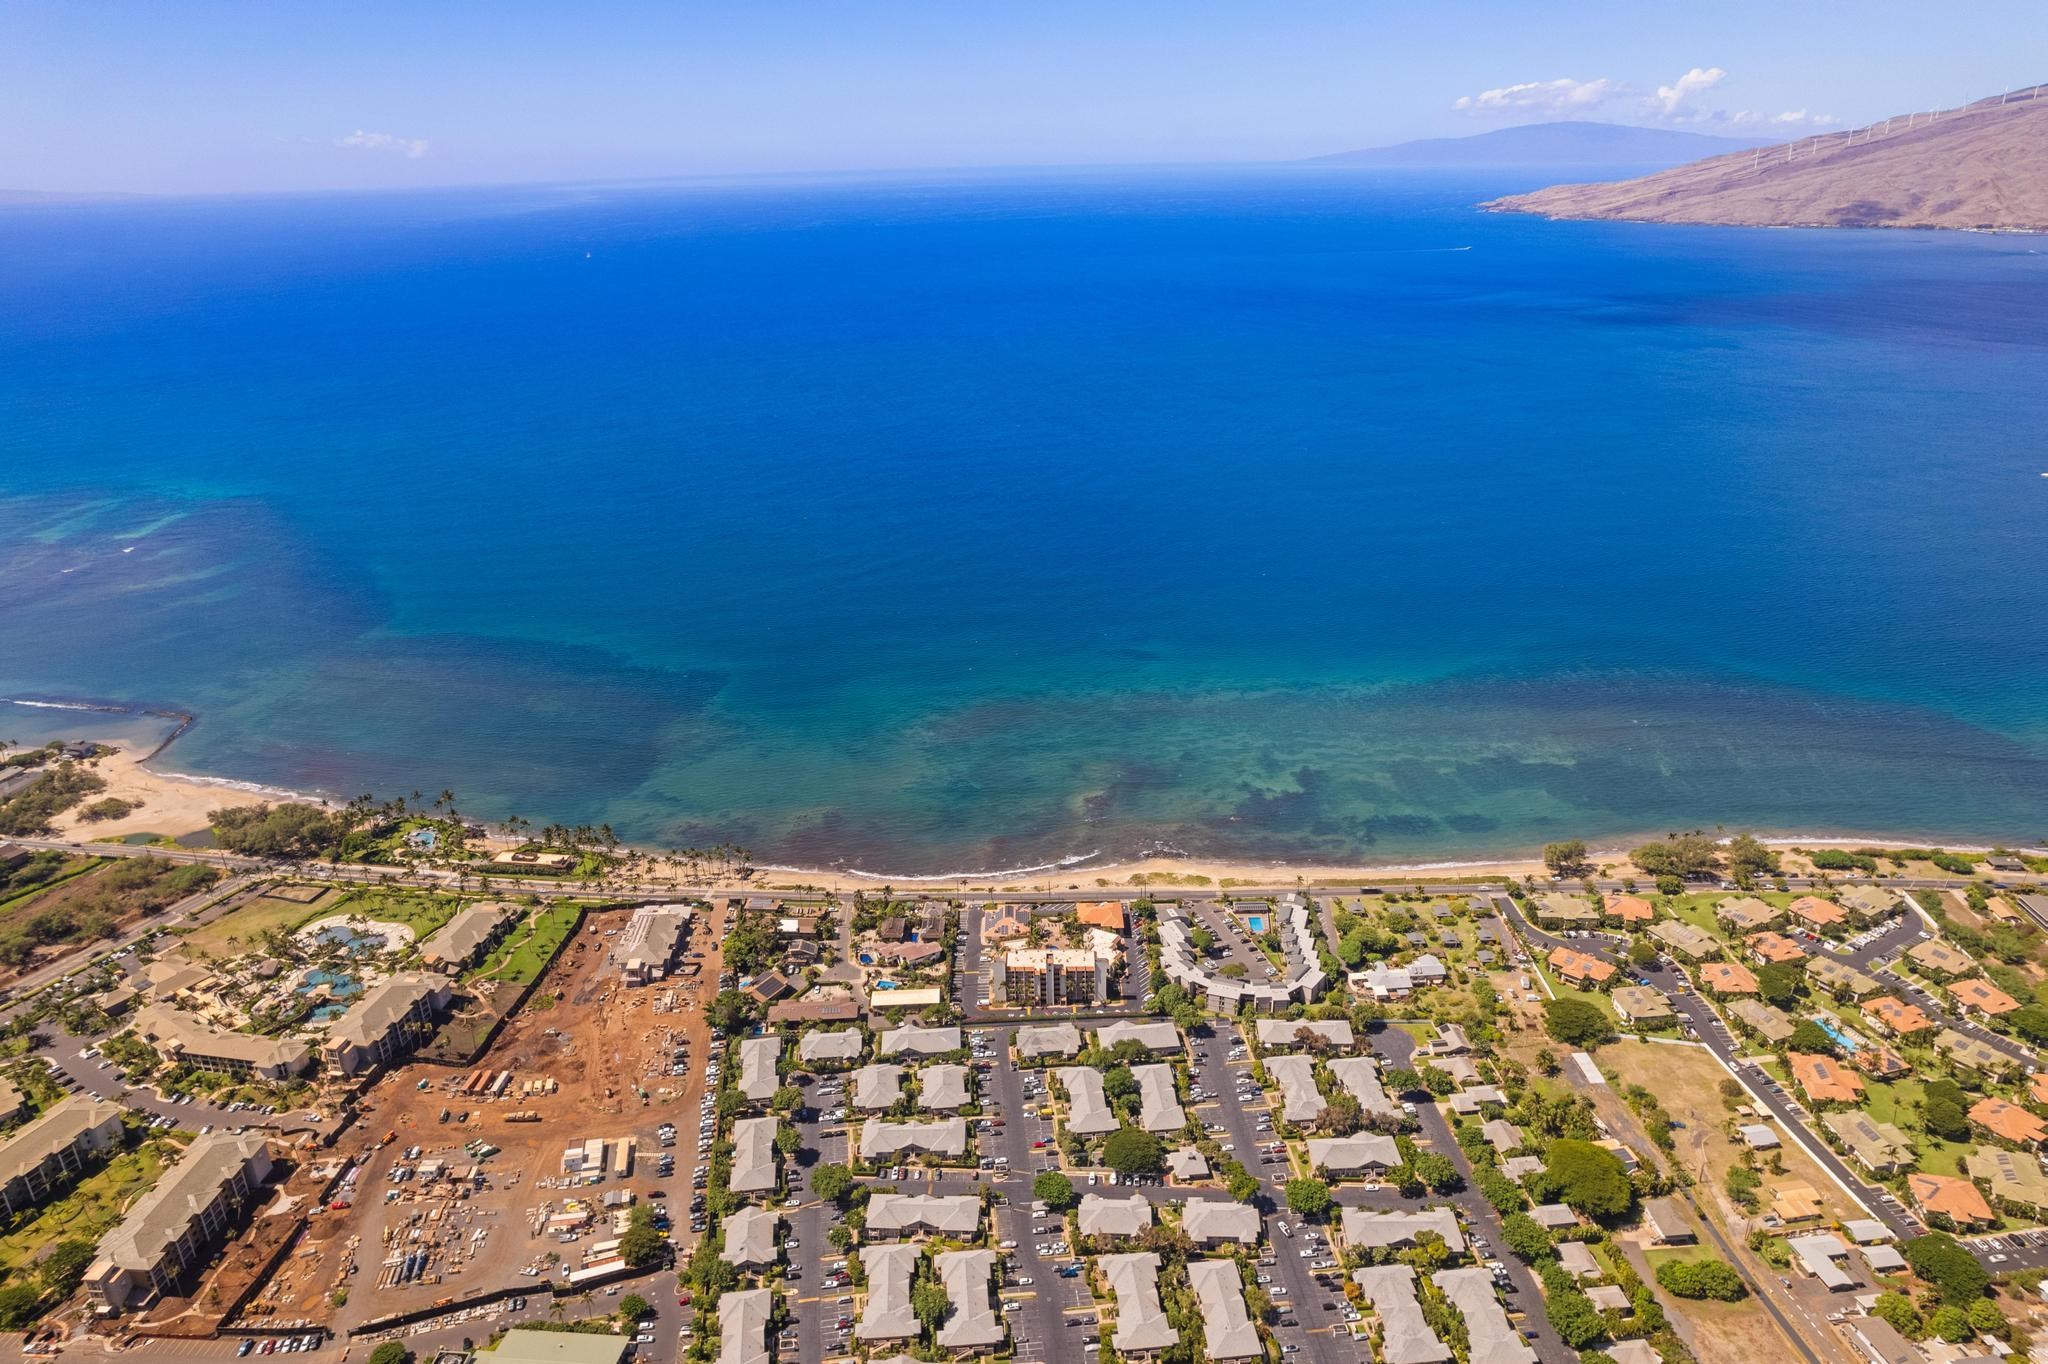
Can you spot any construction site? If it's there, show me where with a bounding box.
[112,897,725,1345]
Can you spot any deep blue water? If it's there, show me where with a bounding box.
[4,167,2048,873]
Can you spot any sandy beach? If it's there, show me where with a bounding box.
[27,731,2040,895]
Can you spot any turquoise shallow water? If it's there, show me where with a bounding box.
[3,167,2047,872]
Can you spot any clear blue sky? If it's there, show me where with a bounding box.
[3,0,2039,194]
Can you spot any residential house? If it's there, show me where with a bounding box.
[1746,932,1807,965]
[1612,986,1674,1025]
[1649,920,1718,961]
[1970,1097,2048,1147]
[1951,978,2021,1018]
[1014,1023,1083,1059]
[1135,1064,1185,1133]
[1533,895,1601,928]
[1935,1029,2019,1079]
[1967,1148,2048,1215]
[1056,1067,1119,1135]
[864,1193,982,1238]
[1727,999,1795,1045]
[1351,1266,1451,1364]
[858,1117,967,1162]
[1906,939,1977,981]
[1102,1253,1178,1356]
[1838,886,1901,922]
[1642,1197,1695,1245]
[1183,1200,1261,1246]
[1788,1052,1864,1106]
[1699,962,1759,996]
[1604,894,1655,925]
[1822,1112,1915,1175]
[933,1250,1005,1352]
[1435,1267,1538,1364]
[1547,947,1614,988]
[1265,1056,1323,1126]
[1188,1258,1263,1361]
[1077,1193,1154,1239]
[797,1029,865,1067]
[1862,996,1935,1038]
[1305,1135,1401,1178]
[1716,897,1781,933]
[1785,896,1848,930]
[1807,957,1885,1000]
[1907,1172,1995,1229]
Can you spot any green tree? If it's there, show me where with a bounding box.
[1903,1232,1990,1305]
[1544,840,1591,878]
[1630,833,1721,880]
[1870,1292,1922,1337]
[1411,1152,1463,1193]
[1284,1177,1333,1219]
[1034,1171,1077,1210]
[619,1294,651,1322]
[38,1239,97,1295]
[706,990,756,1034]
[2008,1005,2048,1047]
[912,1280,952,1330]
[0,1283,42,1329]
[812,1163,856,1204]
[1500,1213,1553,1263]
[1541,1140,1634,1219]
[620,1205,669,1268]
[1190,927,1218,954]
[1930,1306,1973,1343]
[367,1345,412,1364]
[1786,1019,1837,1055]
[1758,963,1806,1010]
[1627,938,1658,968]
[1967,1297,2007,1337]
[1228,1170,1261,1203]
[1101,1127,1164,1176]
[1542,998,1614,1048]
[1726,834,1780,878]
[1654,1258,1746,1301]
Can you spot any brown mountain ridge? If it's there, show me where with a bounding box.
[1486,83,2048,231]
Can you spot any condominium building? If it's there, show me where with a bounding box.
[994,947,1107,1006]
[616,905,692,985]
[420,903,518,972]
[321,972,453,1076]
[86,1133,274,1313]
[0,1096,126,1216]
[129,1004,313,1082]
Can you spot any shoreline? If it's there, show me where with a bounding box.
[20,704,2044,892]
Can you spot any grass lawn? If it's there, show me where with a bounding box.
[1858,1076,1973,1175]
[1530,956,1616,1018]
[326,888,465,939]
[0,1142,167,1275]
[471,902,584,986]
[178,883,347,956]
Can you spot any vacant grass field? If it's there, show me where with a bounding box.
[0,1142,168,1275]
[178,883,348,956]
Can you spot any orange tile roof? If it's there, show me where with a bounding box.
[1075,901,1126,932]
[1746,932,1808,964]
[1700,962,1759,995]
[1908,1173,1995,1226]
[1951,978,2021,1016]
[1787,896,1848,927]
[1788,1051,1865,1105]
[1547,946,1616,985]
[2032,1072,2048,1106]
[1863,995,1936,1035]
[1603,894,1654,923]
[1970,1097,2048,1146]
[1851,1044,1909,1079]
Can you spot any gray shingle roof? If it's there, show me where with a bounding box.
[1189,1258,1262,1360]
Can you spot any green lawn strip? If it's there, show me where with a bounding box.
[0,1143,167,1277]
[325,889,464,939]
[1856,1076,1973,1175]
[469,903,582,987]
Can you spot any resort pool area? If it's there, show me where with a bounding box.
[1243,913,1268,934]
[299,968,363,998]
[858,953,875,966]
[1813,1018,1860,1052]
[310,1003,351,1022]
[308,923,393,954]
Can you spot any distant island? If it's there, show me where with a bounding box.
[1310,121,1770,170]
[1486,83,2048,231]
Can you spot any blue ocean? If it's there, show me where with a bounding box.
[3,167,2047,874]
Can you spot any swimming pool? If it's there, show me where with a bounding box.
[1244,913,1268,934]
[1813,1018,1860,1052]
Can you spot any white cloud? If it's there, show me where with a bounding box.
[1653,66,1726,117]
[335,129,429,159]
[1454,77,1618,116]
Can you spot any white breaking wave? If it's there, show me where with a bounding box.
[3,698,113,712]
[154,770,335,806]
